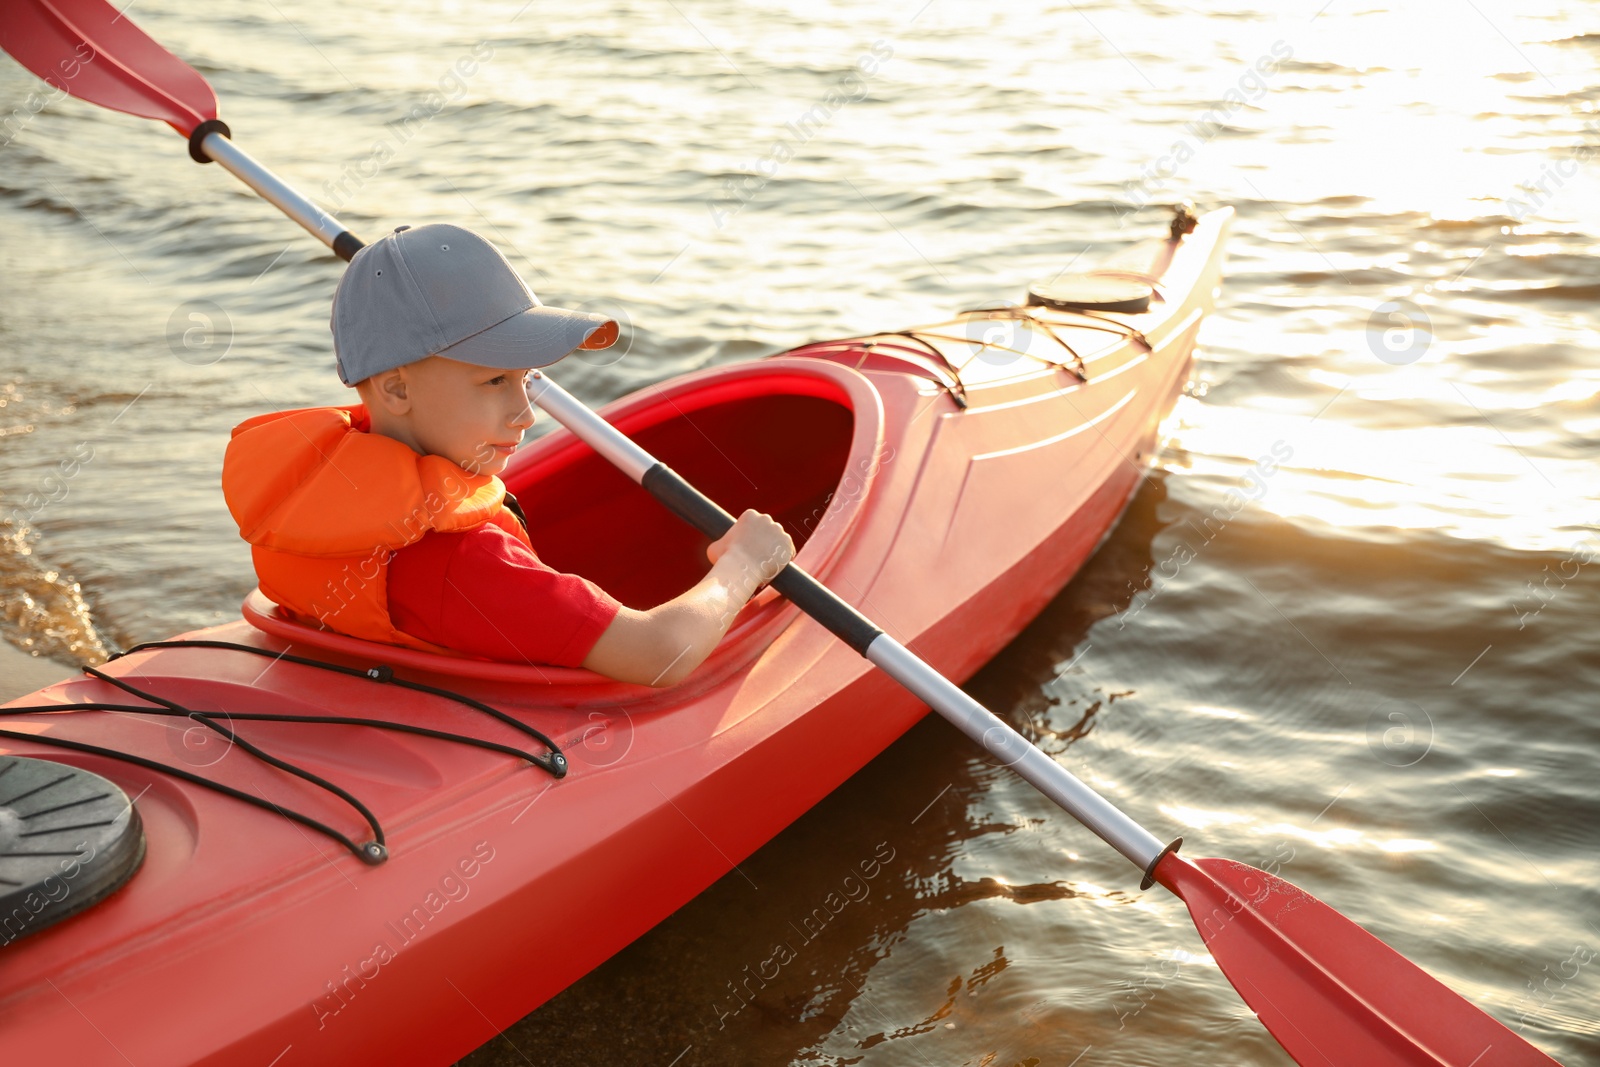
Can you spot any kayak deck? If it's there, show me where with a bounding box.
[0,208,1232,1066]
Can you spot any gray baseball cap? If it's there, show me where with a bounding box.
[331,223,616,386]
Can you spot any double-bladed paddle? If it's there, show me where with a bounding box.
[0,3,1563,1063]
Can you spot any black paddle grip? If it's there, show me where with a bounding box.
[333,232,365,262]
[640,463,883,655]
[769,566,883,655]
[641,463,736,539]
[187,118,230,164]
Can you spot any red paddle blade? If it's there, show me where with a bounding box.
[1155,854,1561,1066]
[0,0,216,135]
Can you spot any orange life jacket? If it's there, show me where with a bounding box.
[221,404,531,652]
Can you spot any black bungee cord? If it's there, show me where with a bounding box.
[1,640,569,864]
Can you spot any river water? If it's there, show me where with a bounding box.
[1,1,1597,1063]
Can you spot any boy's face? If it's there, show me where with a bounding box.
[366,355,537,477]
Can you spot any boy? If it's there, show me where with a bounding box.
[222,223,794,687]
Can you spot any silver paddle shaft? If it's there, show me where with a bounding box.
[198,131,362,260]
[865,636,1167,869]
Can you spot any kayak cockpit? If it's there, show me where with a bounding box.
[512,375,847,611]
[240,358,885,694]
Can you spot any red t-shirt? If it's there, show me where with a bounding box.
[387,520,622,668]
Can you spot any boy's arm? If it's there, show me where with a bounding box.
[582,509,794,687]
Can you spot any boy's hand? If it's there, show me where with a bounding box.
[706,509,796,588]
[586,509,798,687]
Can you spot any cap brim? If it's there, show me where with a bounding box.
[436,304,617,369]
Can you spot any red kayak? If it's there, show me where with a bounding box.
[0,207,1232,1065]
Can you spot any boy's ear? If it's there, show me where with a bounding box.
[362,367,412,414]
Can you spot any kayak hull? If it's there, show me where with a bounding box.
[0,209,1232,1066]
